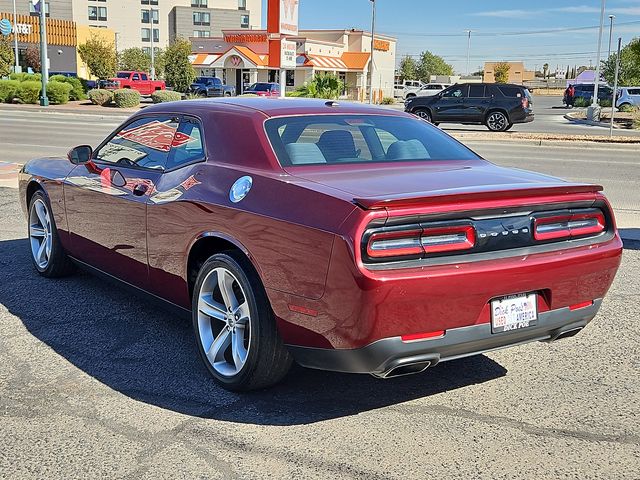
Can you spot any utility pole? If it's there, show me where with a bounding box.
[12,0,19,72]
[588,0,606,120]
[465,30,472,76]
[37,0,48,106]
[610,37,621,137]
[368,0,376,104]
[607,15,615,58]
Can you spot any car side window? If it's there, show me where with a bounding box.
[132,73,140,81]
[140,73,148,80]
[442,86,466,98]
[165,118,206,170]
[468,85,485,97]
[94,116,179,170]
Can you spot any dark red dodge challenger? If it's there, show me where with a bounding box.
[19,98,622,391]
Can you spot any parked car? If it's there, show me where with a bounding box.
[394,80,426,99]
[190,77,235,97]
[415,83,451,97]
[405,83,534,131]
[244,82,280,97]
[101,71,166,95]
[19,98,621,391]
[616,87,640,109]
[565,83,614,106]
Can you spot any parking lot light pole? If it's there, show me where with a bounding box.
[465,30,472,76]
[587,0,606,120]
[12,0,19,71]
[610,37,621,137]
[368,0,376,104]
[607,15,615,58]
[38,0,48,106]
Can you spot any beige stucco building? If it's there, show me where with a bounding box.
[483,62,535,84]
[190,29,397,99]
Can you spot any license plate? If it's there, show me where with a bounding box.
[491,293,538,334]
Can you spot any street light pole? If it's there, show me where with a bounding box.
[609,37,621,137]
[465,30,472,76]
[149,9,156,80]
[368,0,376,104]
[11,0,19,71]
[607,15,615,58]
[590,0,606,112]
[38,0,48,106]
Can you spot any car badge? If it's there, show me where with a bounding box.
[230,176,253,203]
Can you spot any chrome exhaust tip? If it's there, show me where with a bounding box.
[549,327,584,342]
[374,360,433,379]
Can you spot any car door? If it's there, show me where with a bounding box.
[139,72,151,95]
[463,84,487,122]
[64,115,179,290]
[433,85,468,122]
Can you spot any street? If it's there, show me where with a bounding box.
[0,107,639,478]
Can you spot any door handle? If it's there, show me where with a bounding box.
[132,183,149,196]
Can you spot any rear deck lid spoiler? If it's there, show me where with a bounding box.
[353,183,604,210]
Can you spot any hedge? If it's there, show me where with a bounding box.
[113,88,140,108]
[46,81,73,104]
[49,75,86,101]
[0,80,20,103]
[87,89,114,106]
[16,81,42,104]
[151,90,182,103]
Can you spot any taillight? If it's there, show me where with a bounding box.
[533,211,605,241]
[521,97,529,109]
[366,225,475,259]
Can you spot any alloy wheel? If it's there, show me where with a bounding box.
[29,198,52,270]
[416,110,432,122]
[487,112,508,131]
[197,267,251,377]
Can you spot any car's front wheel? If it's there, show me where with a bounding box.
[486,111,510,132]
[28,191,74,277]
[192,252,293,391]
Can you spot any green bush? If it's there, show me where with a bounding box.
[16,81,42,104]
[633,107,640,129]
[113,88,140,108]
[151,90,182,103]
[87,88,113,106]
[599,98,613,108]
[23,73,41,82]
[49,75,86,100]
[0,79,20,103]
[9,72,27,82]
[46,81,73,104]
[381,97,395,105]
[572,97,590,108]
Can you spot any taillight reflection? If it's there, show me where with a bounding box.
[367,225,475,259]
[534,211,605,241]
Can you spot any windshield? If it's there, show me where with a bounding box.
[248,83,272,91]
[265,115,479,167]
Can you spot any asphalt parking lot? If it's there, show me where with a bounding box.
[1,104,639,478]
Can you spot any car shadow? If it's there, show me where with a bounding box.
[0,237,507,426]
[620,228,640,251]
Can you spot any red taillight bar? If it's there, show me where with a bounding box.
[401,330,446,342]
[569,301,593,311]
[534,211,605,241]
[367,225,476,259]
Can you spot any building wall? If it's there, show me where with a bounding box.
[76,24,116,79]
[0,0,73,20]
[71,0,262,51]
[169,6,248,43]
[484,62,535,84]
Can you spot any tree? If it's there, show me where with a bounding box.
[153,48,166,79]
[289,73,344,99]
[78,38,117,80]
[398,55,418,81]
[163,38,195,92]
[602,38,640,87]
[0,36,14,78]
[118,47,151,73]
[494,62,511,83]
[25,45,41,72]
[415,51,454,82]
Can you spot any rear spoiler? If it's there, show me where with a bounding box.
[353,183,603,210]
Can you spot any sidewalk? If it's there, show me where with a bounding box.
[0,100,142,117]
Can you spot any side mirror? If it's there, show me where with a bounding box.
[68,145,93,165]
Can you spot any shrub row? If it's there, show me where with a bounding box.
[0,79,77,104]
[151,90,182,103]
[49,75,86,101]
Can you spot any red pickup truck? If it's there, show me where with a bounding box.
[102,71,166,95]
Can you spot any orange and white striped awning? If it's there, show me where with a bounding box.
[189,53,221,66]
[305,54,348,70]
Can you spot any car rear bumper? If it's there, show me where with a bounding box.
[288,299,601,377]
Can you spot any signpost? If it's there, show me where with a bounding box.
[267,0,299,98]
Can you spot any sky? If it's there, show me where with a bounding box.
[262,0,640,74]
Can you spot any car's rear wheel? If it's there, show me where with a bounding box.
[28,191,74,277]
[192,252,292,391]
[486,111,510,132]
[618,103,632,110]
[414,108,433,123]
[225,92,232,97]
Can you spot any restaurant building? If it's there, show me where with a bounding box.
[189,28,397,99]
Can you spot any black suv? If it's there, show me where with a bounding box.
[404,83,534,131]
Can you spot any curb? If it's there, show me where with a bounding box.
[563,113,623,129]
[454,135,640,149]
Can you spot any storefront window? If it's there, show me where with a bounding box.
[286,70,294,87]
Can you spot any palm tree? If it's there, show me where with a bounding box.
[289,73,344,99]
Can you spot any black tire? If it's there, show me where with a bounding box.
[225,92,232,97]
[414,108,433,123]
[28,190,75,278]
[619,103,632,110]
[485,111,510,132]
[503,123,514,131]
[192,252,293,391]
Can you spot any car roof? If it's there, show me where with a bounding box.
[140,97,407,118]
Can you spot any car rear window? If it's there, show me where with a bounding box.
[265,115,479,167]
